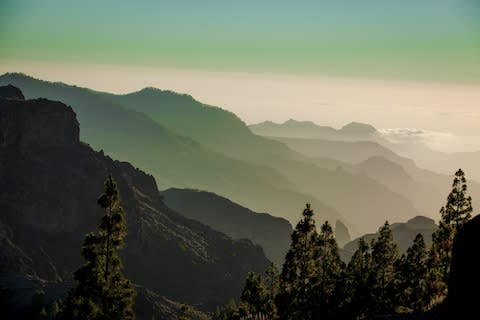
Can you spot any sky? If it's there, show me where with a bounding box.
[1,0,480,151]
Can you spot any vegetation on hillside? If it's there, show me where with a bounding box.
[218,169,473,320]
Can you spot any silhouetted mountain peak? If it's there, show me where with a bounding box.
[284,119,317,126]
[129,86,199,105]
[405,215,436,229]
[340,121,377,135]
[0,85,25,100]
[0,95,79,148]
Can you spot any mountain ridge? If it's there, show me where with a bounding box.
[0,90,271,311]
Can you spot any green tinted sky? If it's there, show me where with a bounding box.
[1,0,480,82]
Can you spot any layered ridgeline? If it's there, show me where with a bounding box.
[101,87,421,234]
[0,73,346,231]
[250,120,480,220]
[161,188,292,266]
[0,88,271,315]
[250,119,380,141]
[250,119,480,183]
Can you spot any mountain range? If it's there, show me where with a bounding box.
[0,73,348,232]
[1,73,478,319]
[0,73,439,235]
[250,119,480,183]
[250,121,480,221]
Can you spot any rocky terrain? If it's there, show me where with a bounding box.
[0,87,270,317]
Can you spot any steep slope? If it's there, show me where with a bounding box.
[0,72,344,228]
[0,91,271,311]
[102,87,294,164]
[161,188,292,266]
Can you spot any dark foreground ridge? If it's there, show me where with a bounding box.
[0,86,270,318]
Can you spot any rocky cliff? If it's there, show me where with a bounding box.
[0,97,79,148]
[0,87,270,315]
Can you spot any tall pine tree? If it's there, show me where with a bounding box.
[427,168,473,304]
[440,168,472,232]
[277,203,319,320]
[369,221,399,315]
[62,176,136,320]
[313,221,344,318]
[397,234,429,312]
[344,237,373,320]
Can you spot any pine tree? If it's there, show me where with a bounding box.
[238,272,270,317]
[369,221,399,315]
[62,176,136,320]
[344,237,373,320]
[313,221,344,318]
[425,221,454,304]
[440,169,472,232]
[427,169,473,304]
[397,234,429,312]
[276,203,319,320]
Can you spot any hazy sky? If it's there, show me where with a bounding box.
[1,0,480,151]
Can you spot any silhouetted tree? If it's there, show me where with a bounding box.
[238,272,270,317]
[369,221,399,315]
[62,176,136,320]
[313,221,344,318]
[277,203,319,320]
[344,237,373,319]
[397,233,429,312]
[427,169,473,304]
[440,169,472,232]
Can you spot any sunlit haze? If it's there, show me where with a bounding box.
[1,61,479,153]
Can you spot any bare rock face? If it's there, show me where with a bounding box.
[0,87,79,148]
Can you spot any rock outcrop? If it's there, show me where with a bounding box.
[0,84,25,100]
[0,97,79,148]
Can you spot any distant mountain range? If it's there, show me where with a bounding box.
[249,119,379,141]
[250,119,480,183]
[2,73,478,235]
[0,89,270,315]
[250,120,480,221]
